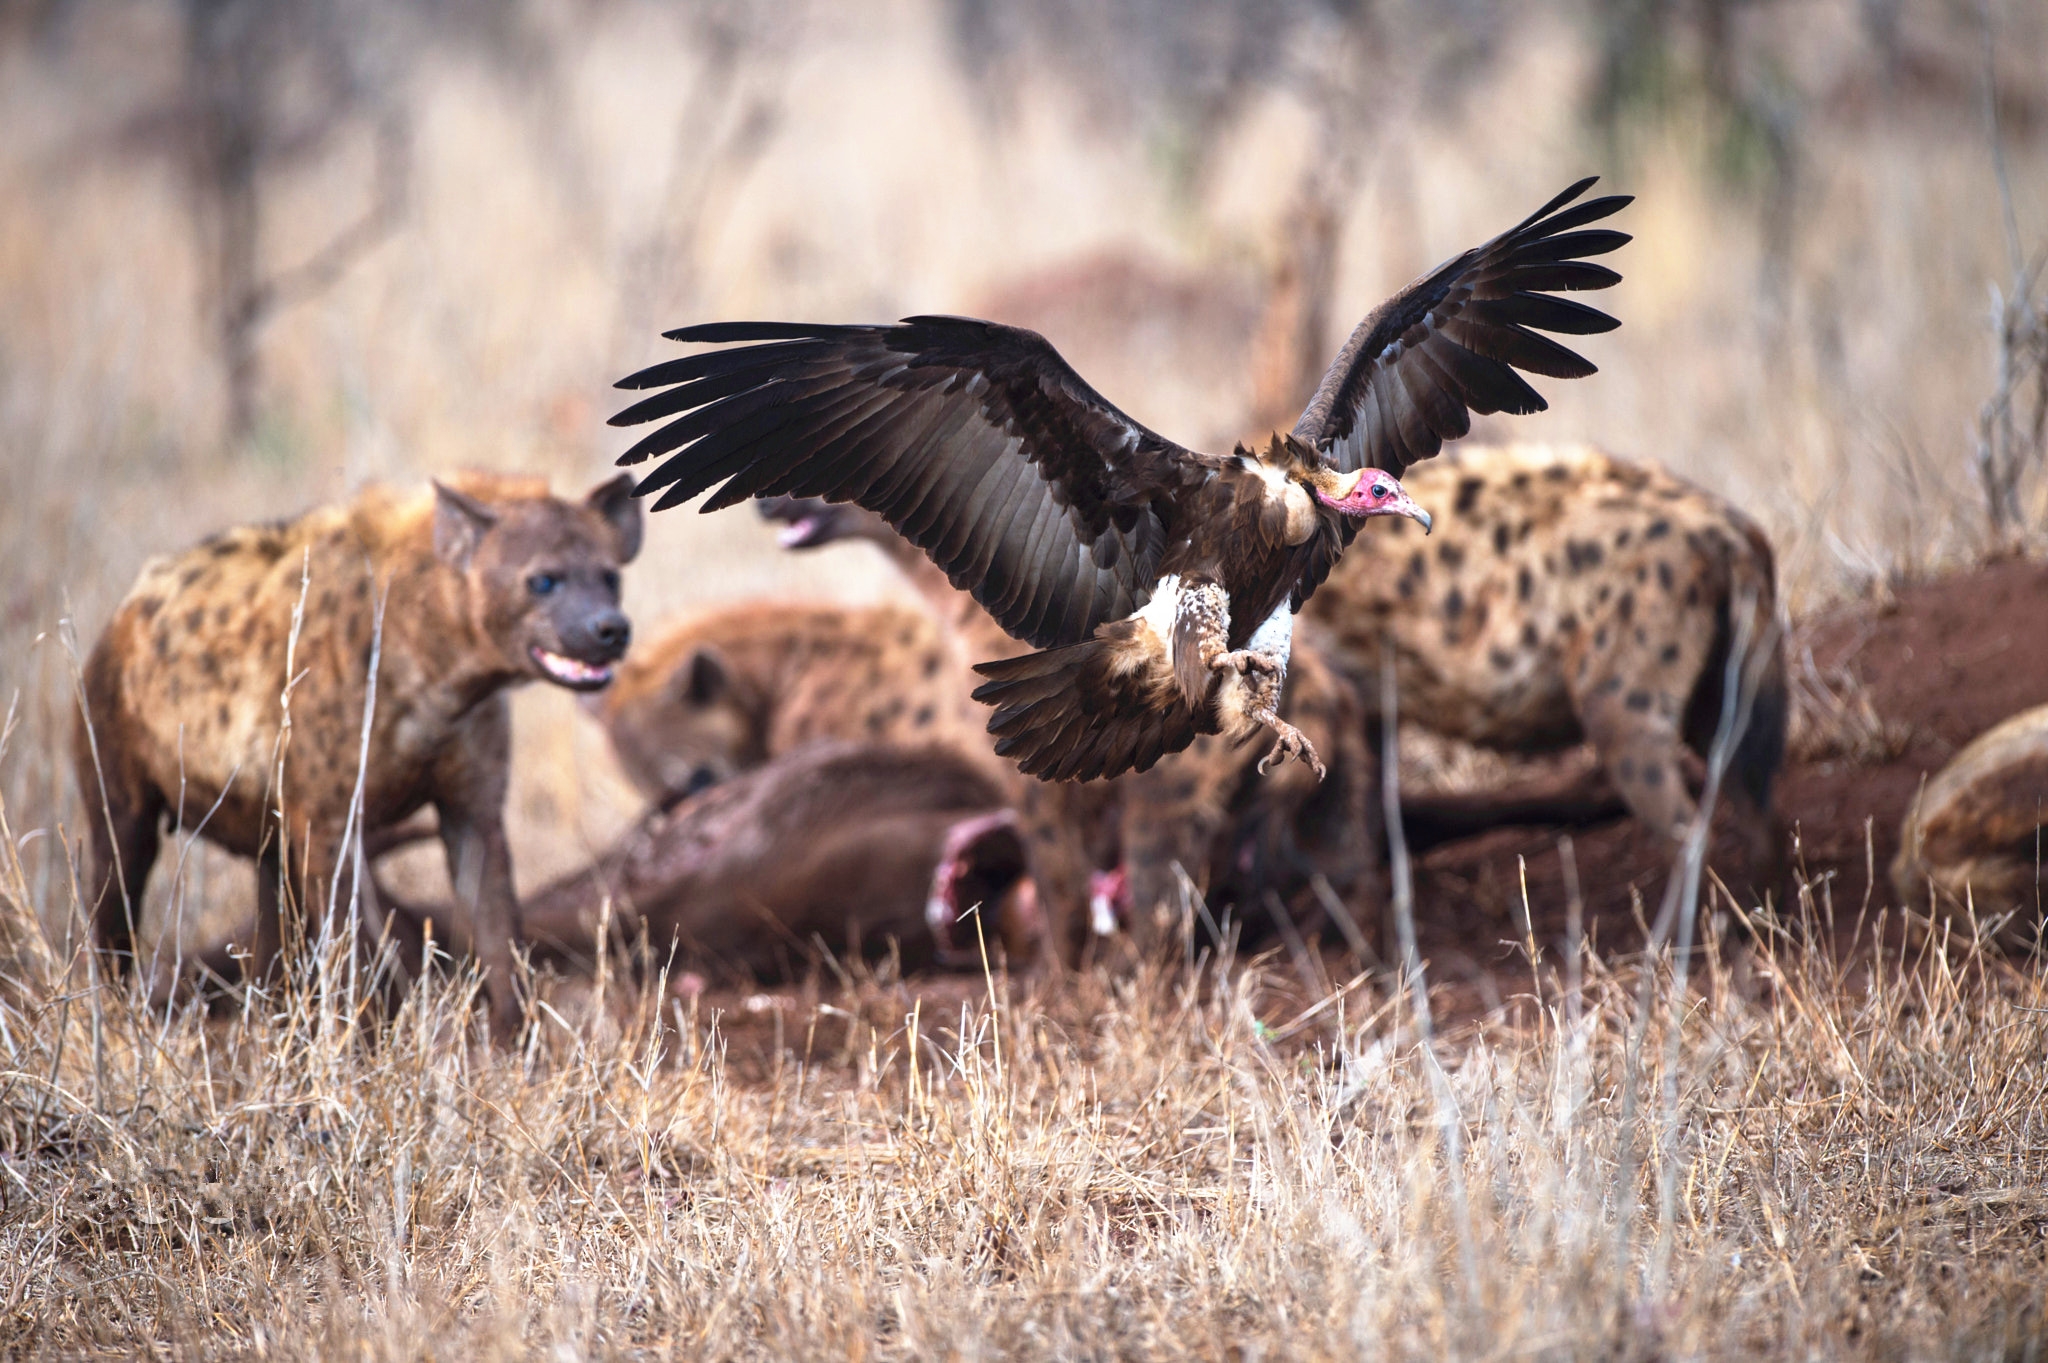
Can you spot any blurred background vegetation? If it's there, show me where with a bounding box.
[1,0,2044,938]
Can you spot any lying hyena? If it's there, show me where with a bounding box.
[1306,443,1788,869]
[76,471,641,1035]
[596,601,995,804]
[757,496,1378,960]
[1893,703,2048,936]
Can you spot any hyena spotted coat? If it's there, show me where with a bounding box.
[595,601,997,805]
[1306,443,1787,866]
[76,472,641,1036]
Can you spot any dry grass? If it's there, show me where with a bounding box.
[2,815,2045,1358]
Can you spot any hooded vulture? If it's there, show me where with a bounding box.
[611,178,1630,782]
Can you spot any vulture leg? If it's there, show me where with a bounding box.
[1177,590,1325,782]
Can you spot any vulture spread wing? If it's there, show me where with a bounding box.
[1288,176,1631,604]
[610,316,1214,651]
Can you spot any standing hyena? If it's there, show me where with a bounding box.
[75,471,641,1035]
[1306,443,1788,868]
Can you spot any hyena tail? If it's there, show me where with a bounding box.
[1692,525,1788,816]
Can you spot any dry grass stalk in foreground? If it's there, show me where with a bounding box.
[0,867,2045,1358]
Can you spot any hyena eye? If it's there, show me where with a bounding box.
[527,572,560,596]
[600,569,620,595]
[1371,483,1388,499]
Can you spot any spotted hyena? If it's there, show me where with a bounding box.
[757,497,1379,961]
[1892,704,2048,935]
[75,472,642,1035]
[1307,443,1787,869]
[595,600,994,805]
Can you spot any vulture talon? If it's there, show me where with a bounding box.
[1215,649,1281,677]
[1253,715,1325,781]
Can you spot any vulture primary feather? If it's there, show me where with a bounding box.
[612,178,1630,782]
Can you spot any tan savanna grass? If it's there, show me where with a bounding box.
[1,802,2046,1357]
[3,0,2048,1355]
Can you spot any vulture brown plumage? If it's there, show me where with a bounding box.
[611,178,1631,782]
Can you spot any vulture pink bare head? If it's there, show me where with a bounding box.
[1314,468,1434,533]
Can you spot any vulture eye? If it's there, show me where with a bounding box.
[527,572,560,596]
[1370,482,1389,499]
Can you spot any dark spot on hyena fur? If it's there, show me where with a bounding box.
[213,605,230,626]
[137,595,163,621]
[1558,614,1579,633]
[1511,471,1531,490]
[1659,643,1680,664]
[240,616,261,643]
[216,704,230,728]
[1517,520,1534,542]
[1407,551,1428,581]
[1544,464,1572,482]
[208,538,239,559]
[1594,626,1608,649]
[1685,584,1700,607]
[1635,565,1648,584]
[180,566,205,590]
[1657,562,1675,592]
[1489,648,1515,671]
[1455,478,1485,514]
[1438,542,1465,569]
[153,630,171,662]
[1599,676,1624,695]
[1614,528,1632,548]
[1521,622,1539,648]
[896,626,918,646]
[1493,523,1511,555]
[1642,763,1664,788]
[1626,689,1654,712]
[922,653,942,678]
[184,607,204,632]
[1618,757,1636,780]
[1442,587,1464,620]
[1597,584,1612,605]
[1516,567,1533,601]
[914,705,935,727]
[866,713,886,736]
[1566,540,1603,572]
[1617,591,1634,623]
[1634,627,1648,645]
[1645,520,1673,540]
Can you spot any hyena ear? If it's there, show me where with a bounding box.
[432,481,499,569]
[680,647,729,706]
[585,473,644,563]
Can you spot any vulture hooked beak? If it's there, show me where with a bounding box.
[1317,468,1434,534]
